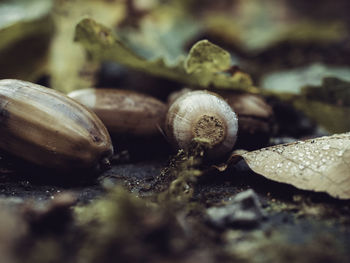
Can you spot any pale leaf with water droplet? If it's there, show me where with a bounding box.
[231,133,350,199]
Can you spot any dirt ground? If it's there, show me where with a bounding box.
[0,146,349,263]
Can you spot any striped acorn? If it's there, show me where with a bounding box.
[0,79,113,174]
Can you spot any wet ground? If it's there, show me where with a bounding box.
[0,151,349,263]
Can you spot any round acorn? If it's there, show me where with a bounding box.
[165,90,238,159]
[221,92,274,150]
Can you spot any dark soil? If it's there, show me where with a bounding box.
[0,149,349,263]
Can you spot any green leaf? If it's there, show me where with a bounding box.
[117,4,200,65]
[203,0,346,53]
[184,40,231,74]
[301,78,350,106]
[261,65,350,133]
[49,0,126,93]
[261,63,350,95]
[0,0,52,49]
[74,18,254,92]
[0,0,53,81]
[293,78,350,133]
[293,99,350,134]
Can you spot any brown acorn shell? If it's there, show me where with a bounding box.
[68,88,167,137]
[0,79,113,173]
[220,92,274,150]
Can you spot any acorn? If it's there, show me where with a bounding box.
[165,90,238,159]
[167,88,191,106]
[0,79,113,174]
[68,88,167,137]
[220,92,274,150]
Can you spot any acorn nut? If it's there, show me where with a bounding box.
[68,88,167,137]
[222,92,274,150]
[0,79,113,174]
[165,90,238,159]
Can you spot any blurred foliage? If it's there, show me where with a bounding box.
[302,78,350,106]
[0,0,52,50]
[262,63,350,95]
[294,78,350,133]
[117,2,200,65]
[1,0,350,131]
[75,19,254,91]
[262,64,350,132]
[49,0,126,93]
[0,0,53,81]
[202,0,346,53]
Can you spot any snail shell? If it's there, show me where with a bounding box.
[68,88,166,137]
[0,79,113,174]
[165,90,238,159]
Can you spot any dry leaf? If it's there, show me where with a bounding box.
[230,133,350,199]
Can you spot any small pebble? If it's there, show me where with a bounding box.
[206,189,266,228]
